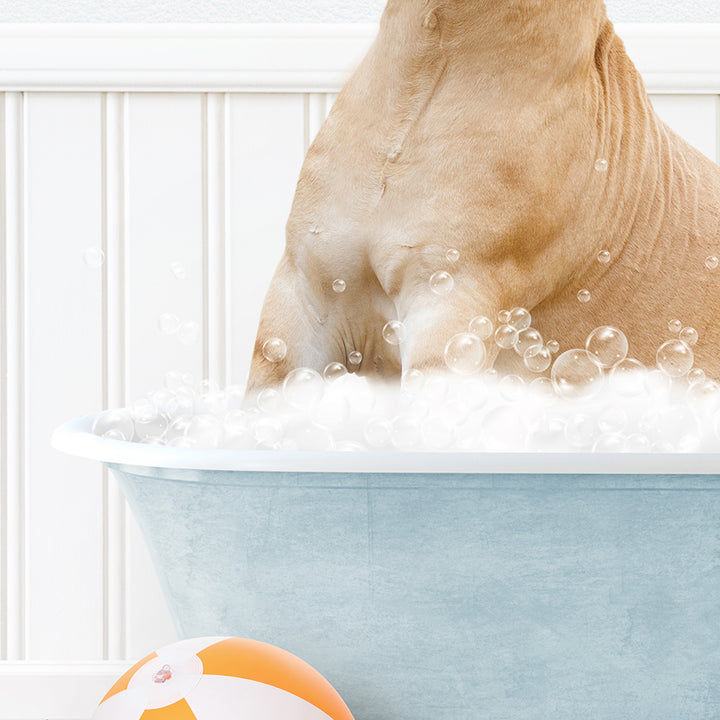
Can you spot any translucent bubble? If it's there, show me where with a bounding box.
[705,256,719,270]
[524,345,552,373]
[686,380,720,418]
[594,158,609,172]
[687,368,706,386]
[508,307,532,331]
[185,414,224,448]
[332,279,346,293]
[499,374,525,402]
[177,320,200,345]
[494,324,519,349]
[129,397,157,424]
[565,414,596,449]
[257,388,282,413]
[597,250,611,264]
[158,313,181,335]
[668,319,682,334]
[170,261,187,280]
[529,376,554,398]
[382,320,407,345]
[83,247,105,268]
[498,310,510,324]
[585,326,628,368]
[656,339,694,378]
[163,414,193,444]
[199,378,220,397]
[323,362,348,382]
[515,328,543,356]
[468,315,493,340]
[446,248,460,262]
[402,368,425,395]
[577,289,591,304]
[598,405,627,434]
[134,414,168,442]
[364,417,393,448]
[92,409,134,441]
[282,367,324,408]
[546,340,560,354]
[262,337,287,363]
[645,368,672,398]
[283,419,333,451]
[429,271,454,296]
[444,333,486,375]
[551,349,604,400]
[609,358,646,396]
[348,350,363,366]
[679,327,698,346]
[390,413,422,450]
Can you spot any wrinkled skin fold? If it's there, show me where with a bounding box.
[246,0,720,394]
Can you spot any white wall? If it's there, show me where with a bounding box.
[0,0,718,23]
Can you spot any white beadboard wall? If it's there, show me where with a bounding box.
[0,23,719,720]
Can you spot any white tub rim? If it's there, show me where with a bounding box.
[51,412,720,475]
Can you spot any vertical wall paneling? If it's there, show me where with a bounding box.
[102,91,127,662]
[0,92,6,662]
[305,93,327,153]
[650,94,720,163]
[24,93,105,660]
[2,91,25,662]
[227,93,306,386]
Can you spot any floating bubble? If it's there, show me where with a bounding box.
[668,319,682,334]
[551,349,604,400]
[546,340,560,354]
[323,362,348,382]
[524,345,552,373]
[429,271,454,296]
[364,417,393,448]
[83,247,105,268]
[382,320,407,345]
[515,328,543,356]
[282,367,324,408]
[129,397,157,424]
[158,313,181,335]
[498,310,510,324]
[257,388,282,413]
[508,307,532,331]
[468,315,493,340]
[170,261,187,280]
[134,414,168,442]
[529,376,554,397]
[597,250,611,264]
[499,374,525,402]
[446,248,460,263]
[348,350,363,366]
[199,378,220,397]
[402,368,425,394]
[92,409,134,442]
[577,289,591,304]
[656,339,694,378]
[185,414,224,448]
[594,158,609,172]
[332,279,346,293]
[262,337,287,363]
[706,256,719,270]
[494,324,519,349]
[444,333,486,376]
[585,326,628,368]
[177,320,200,345]
[610,358,646,396]
[687,368,706,386]
[679,327,698,346]
[390,413,422,450]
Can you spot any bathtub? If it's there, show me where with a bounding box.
[53,413,720,720]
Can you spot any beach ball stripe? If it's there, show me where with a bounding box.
[92,636,354,720]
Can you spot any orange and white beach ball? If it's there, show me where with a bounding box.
[93,636,355,720]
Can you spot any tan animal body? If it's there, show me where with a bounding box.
[246,0,720,394]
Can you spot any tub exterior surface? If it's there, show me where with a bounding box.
[110,463,720,720]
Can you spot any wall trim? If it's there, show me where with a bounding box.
[0,23,719,93]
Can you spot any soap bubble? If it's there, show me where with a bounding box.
[656,339,694,378]
[498,310,510,324]
[282,367,324,408]
[177,320,200,345]
[667,319,682,334]
[444,333,486,375]
[390,413,422,450]
[170,261,187,280]
[446,248,460,262]
[158,313,181,335]
[185,414,224,448]
[257,388,282,413]
[551,349,604,400]
[84,247,105,268]
[594,158,609,172]
[494,324,519,349]
[508,307,532,331]
[597,250,611,264]
[687,368,706,386]
[609,358,646,396]
[262,337,287,363]
[134,414,168,442]
[565,414,596,448]
[348,350,363,366]
[92,409,134,441]
[593,433,625,452]
[645,369,672,398]
[129,397,157,424]
[382,320,407,345]
[679,327,698,346]
[499,374,525,402]
[585,326,628,368]
[577,289,591,304]
[705,256,719,270]
[623,434,652,453]
[323,362,348,382]
[529,376,554,398]
[429,271,454,296]
[468,315,493,340]
[364,417,393,447]
[254,417,284,446]
[598,405,628,434]
[524,345,552,373]
[402,368,425,394]
[546,340,560,354]
[332,279,346,293]
[282,419,333,451]
[199,379,220,397]
[515,328,543,356]
[313,392,351,426]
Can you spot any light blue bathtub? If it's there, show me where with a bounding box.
[54,414,720,720]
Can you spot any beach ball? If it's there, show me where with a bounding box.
[93,636,354,720]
